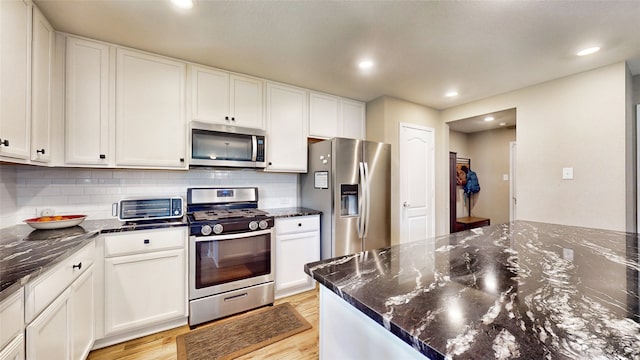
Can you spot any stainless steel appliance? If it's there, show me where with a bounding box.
[116,197,183,222]
[190,121,266,168]
[186,187,274,326]
[300,138,391,260]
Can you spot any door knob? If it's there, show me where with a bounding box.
[403,202,410,208]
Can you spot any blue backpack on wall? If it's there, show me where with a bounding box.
[464,170,481,195]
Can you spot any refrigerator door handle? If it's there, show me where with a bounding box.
[357,162,366,239]
[363,162,371,239]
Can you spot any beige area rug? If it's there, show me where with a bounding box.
[176,303,312,360]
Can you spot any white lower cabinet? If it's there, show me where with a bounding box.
[0,334,24,360]
[70,268,94,360]
[103,228,187,337]
[26,264,94,360]
[0,287,24,360]
[275,215,320,299]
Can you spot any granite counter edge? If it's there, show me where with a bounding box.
[304,261,446,360]
[0,219,188,302]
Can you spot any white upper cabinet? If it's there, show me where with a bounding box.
[265,82,308,172]
[65,37,110,166]
[309,91,366,140]
[229,74,263,129]
[115,48,187,168]
[190,65,264,129]
[309,92,339,139]
[0,0,32,161]
[30,5,53,163]
[340,98,366,140]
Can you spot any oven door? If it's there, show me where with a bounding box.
[189,228,274,300]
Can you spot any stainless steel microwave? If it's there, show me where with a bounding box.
[190,121,266,168]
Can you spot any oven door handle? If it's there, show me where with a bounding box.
[191,228,273,242]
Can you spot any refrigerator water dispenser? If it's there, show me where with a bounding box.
[340,184,359,216]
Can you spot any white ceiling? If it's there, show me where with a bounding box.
[35,0,640,111]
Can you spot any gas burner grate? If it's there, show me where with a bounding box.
[191,209,268,221]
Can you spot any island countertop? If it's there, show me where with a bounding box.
[304,221,640,359]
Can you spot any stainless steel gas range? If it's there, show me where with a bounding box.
[186,187,275,326]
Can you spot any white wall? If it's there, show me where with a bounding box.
[442,62,632,232]
[2,165,298,228]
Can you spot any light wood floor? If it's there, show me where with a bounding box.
[87,288,319,360]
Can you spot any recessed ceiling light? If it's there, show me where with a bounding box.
[499,122,507,126]
[445,91,458,97]
[171,0,193,9]
[484,116,495,122]
[576,46,600,57]
[358,60,374,69]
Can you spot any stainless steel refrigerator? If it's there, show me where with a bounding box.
[300,138,391,260]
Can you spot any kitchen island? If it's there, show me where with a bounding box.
[305,221,640,359]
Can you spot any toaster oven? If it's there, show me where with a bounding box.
[117,197,184,222]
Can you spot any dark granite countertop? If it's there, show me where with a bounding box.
[305,221,640,359]
[0,217,187,302]
[264,207,322,218]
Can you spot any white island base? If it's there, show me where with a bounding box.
[319,286,428,360]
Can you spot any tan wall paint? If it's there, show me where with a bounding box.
[366,96,445,244]
[633,74,640,104]
[466,128,516,225]
[442,62,631,232]
[449,130,469,157]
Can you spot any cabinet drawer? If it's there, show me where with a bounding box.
[104,227,186,257]
[275,215,319,235]
[0,288,24,350]
[25,242,95,322]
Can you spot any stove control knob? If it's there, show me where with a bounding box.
[213,224,224,234]
[201,225,212,236]
[249,221,258,231]
[259,220,269,230]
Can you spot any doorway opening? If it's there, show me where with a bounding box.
[447,108,517,232]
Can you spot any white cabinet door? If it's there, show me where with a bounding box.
[0,335,25,360]
[275,215,320,299]
[30,5,53,163]
[115,49,186,168]
[309,93,366,140]
[190,65,264,129]
[265,82,308,173]
[230,74,264,129]
[0,288,23,352]
[0,0,31,160]
[104,248,186,336]
[65,37,110,165]
[26,288,71,360]
[340,99,366,140]
[70,266,94,360]
[309,92,339,139]
[191,65,230,124]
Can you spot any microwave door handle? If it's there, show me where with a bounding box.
[251,136,258,161]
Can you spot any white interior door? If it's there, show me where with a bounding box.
[399,123,435,243]
[510,141,517,222]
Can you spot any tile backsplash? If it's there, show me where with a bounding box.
[1,164,299,227]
